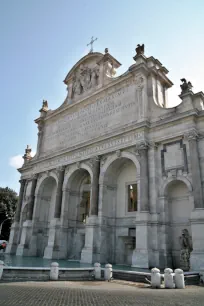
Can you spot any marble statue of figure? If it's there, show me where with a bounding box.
[136,44,145,56]
[83,68,91,90]
[179,229,193,271]
[90,68,99,87]
[180,78,193,94]
[72,77,82,97]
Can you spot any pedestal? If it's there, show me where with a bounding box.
[80,215,99,264]
[16,220,33,256]
[132,212,150,268]
[190,209,204,270]
[5,222,20,254]
[44,219,61,259]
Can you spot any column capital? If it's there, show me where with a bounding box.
[56,165,65,172]
[31,173,38,180]
[88,156,100,169]
[184,129,199,141]
[91,155,100,162]
[19,179,26,185]
[136,140,149,155]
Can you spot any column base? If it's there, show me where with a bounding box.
[16,220,33,256]
[80,215,99,264]
[190,209,204,271]
[5,222,20,255]
[131,249,149,268]
[190,252,204,271]
[43,219,61,259]
[131,212,150,268]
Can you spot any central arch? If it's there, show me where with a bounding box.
[99,152,139,265]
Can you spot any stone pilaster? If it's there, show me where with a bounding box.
[185,130,204,208]
[54,166,65,218]
[6,179,26,254]
[27,175,38,220]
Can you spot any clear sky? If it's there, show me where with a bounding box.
[1,0,204,193]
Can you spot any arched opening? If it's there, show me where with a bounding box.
[34,176,57,257]
[101,157,138,265]
[165,180,193,268]
[65,168,91,260]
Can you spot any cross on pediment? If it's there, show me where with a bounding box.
[87,36,97,53]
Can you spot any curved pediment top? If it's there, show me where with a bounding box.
[64,52,104,85]
[63,50,121,105]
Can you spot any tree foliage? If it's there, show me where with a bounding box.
[0,187,18,240]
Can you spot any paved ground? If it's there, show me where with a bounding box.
[0,280,203,306]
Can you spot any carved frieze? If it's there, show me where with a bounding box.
[21,131,145,177]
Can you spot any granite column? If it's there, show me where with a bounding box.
[132,141,150,268]
[186,130,203,208]
[6,179,26,254]
[81,156,100,264]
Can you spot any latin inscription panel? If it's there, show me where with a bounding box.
[41,84,138,154]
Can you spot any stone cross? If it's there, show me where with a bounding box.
[87,36,97,53]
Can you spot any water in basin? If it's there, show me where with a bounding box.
[0,253,150,272]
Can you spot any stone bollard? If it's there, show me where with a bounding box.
[94,263,101,280]
[0,261,4,280]
[174,269,185,289]
[151,267,161,288]
[50,262,59,280]
[164,268,175,289]
[104,264,112,281]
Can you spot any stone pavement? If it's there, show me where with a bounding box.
[0,280,203,306]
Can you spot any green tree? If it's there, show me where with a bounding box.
[0,187,18,240]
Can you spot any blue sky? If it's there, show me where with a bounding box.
[1,0,204,193]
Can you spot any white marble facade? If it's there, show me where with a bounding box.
[6,45,204,271]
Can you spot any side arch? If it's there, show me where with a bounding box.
[35,171,58,196]
[99,151,140,185]
[63,162,93,190]
[160,176,193,197]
